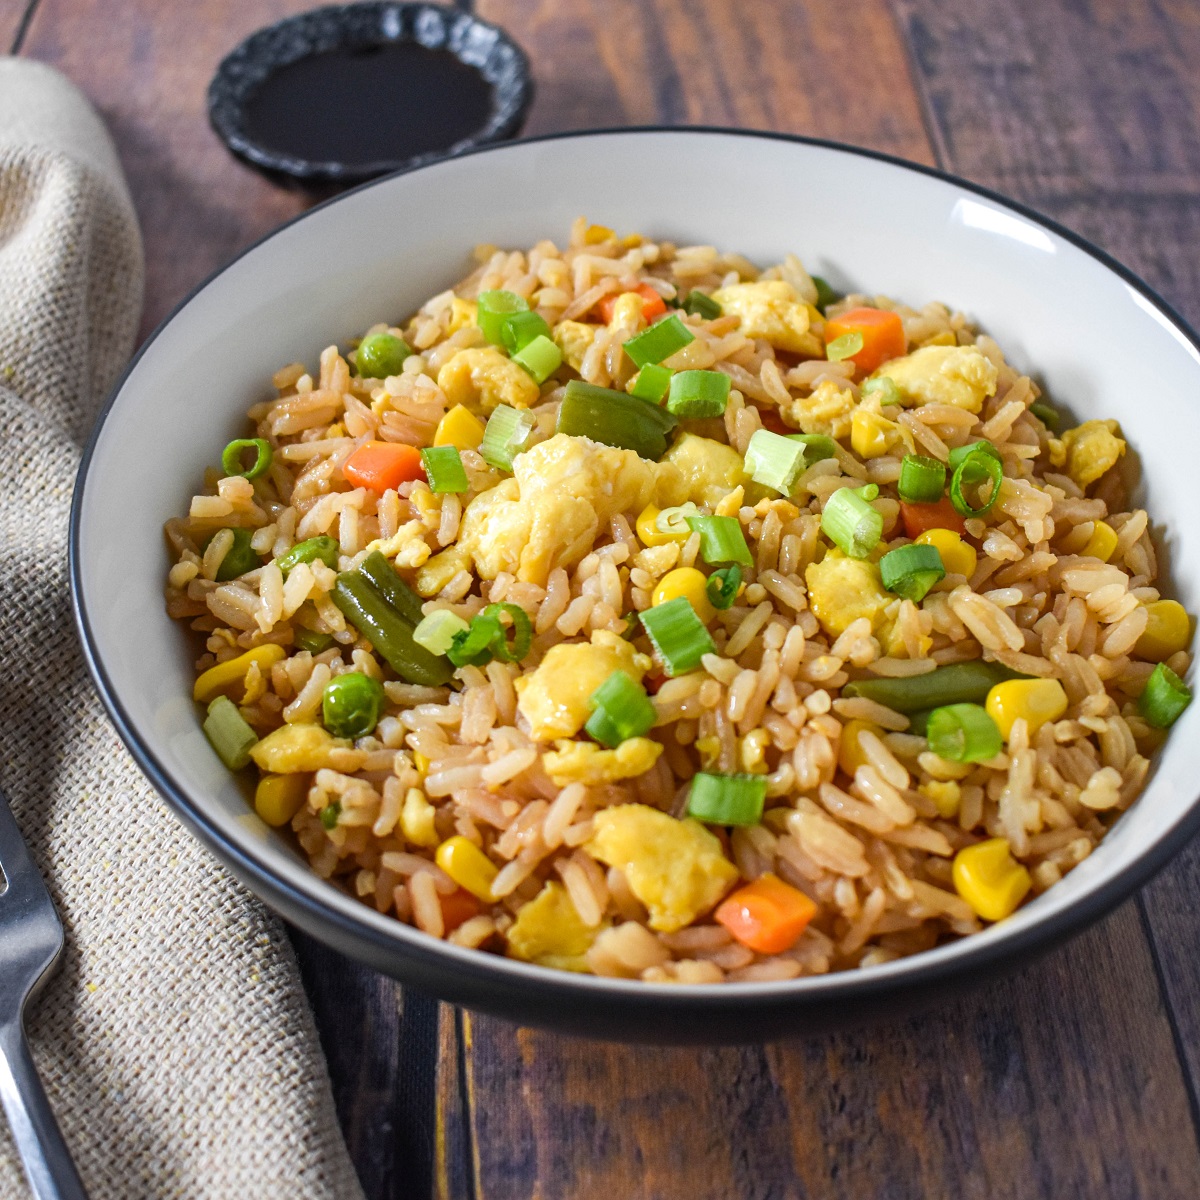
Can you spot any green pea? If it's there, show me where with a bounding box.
[320,801,341,830]
[203,528,262,581]
[275,535,340,577]
[293,627,335,654]
[355,332,411,379]
[322,672,386,739]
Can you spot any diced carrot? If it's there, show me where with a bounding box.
[597,283,668,325]
[757,406,791,436]
[439,887,483,935]
[714,873,818,955]
[824,306,906,375]
[900,497,966,538]
[643,672,666,695]
[343,441,425,492]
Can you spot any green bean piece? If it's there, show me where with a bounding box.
[843,661,1021,715]
[205,527,261,581]
[202,696,257,770]
[322,672,386,739]
[221,437,273,480]
[332,574,453,687]
[355,332,411,378]
[275,535,340,577]
[356,551,426,626]
[293,627,335,654]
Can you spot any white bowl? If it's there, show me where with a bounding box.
[71,129,1200,1041]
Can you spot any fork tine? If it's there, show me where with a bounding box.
[0,791,57,912]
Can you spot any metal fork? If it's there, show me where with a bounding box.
[0,791,88,1199]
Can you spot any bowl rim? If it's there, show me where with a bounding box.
[206,0,534,185]
[70,124,1200,1009]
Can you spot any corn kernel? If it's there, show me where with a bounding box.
[838,719,881,778]
[915,528,977,580]
[584,223,615,244]
[412,751,430,777]
[920,779,960,819]
[952,837,1031,921]
[850,409,894,459]
[653,567,715,624]
[696,736,721,770]
[401,787,438,847]
[254,774,310,827]
[985,678,1068,741]
[433,403,486,450]
[635,505,688,548]
[435,836,498,902]
[325,422,345,438]
[1135,599,1192,662]
[193,644,287,705]
[739,729,770,774]
[1080,520,1118,563]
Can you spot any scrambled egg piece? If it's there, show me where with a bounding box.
[447,433,687,585]
[587,804,739,932]
[1053,419,1126,488]
[781,378,857,437]
[543,737,663,786]
[249,724,367,774]
[553,320,597,372]
[712,281,822,355]
[871,345,998,413]
[436,347,540,412]
[414,545,471,597]
[507,882,598,971]
[661,432,750,507]
[805,549,892,637]
[516,629,650,741]
[850,408,913,459]
[445,297,478,334]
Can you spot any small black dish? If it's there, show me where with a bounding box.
[207,2,533,190]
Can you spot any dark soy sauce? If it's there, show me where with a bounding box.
[244,42,496,164]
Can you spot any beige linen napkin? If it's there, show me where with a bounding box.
[0,57,365,1200]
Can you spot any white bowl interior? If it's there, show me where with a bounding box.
[75,130,1200,993]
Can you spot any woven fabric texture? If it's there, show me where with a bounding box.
[0,58,364,1200]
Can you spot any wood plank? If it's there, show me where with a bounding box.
[460,903,1200,1199]
[475,0,936,165]
[18,0,314,338]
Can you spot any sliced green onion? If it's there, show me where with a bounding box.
[203,696,257,770]
[844,661,1020,714]
[500,310,552,354]
[482,603,532,663]
[686,515,753,566]
[630,363,673,404]
[898,454,947,504]
[926,703,1003,763]
[1029,402,1059,430]
[511,334,562,384]
[706,565,742,610]
[743,428,808,496]
[293,627,335,655]
[1139,662,1192,729]
[585,671,657,748]
[949,446,1003,517]
[355,332,411,378]
[786,433,839,463]
[420,445,469,493]
[204,528,261,582]
[221,437,272,480]
[827,331,864,362]
[557,379,677,461]
[275,535,339,577]
[880,543,946,602]
[320,801,341,830]
[655,503,700,537]
[639,596,716,676]
[321,672,386,739]
[686,773,767,826]
[811,275,838,314]
[948,440,1001,472]
[412,609,471,656]
[623,313,695,367]
[447,613,502,668]
[356,551,425,626]
[477,290,529,345]
[682,290,722,320]
[861,376,902,406]
[480,404,537,471]
[667,370,731,418]
[821,485,883,559]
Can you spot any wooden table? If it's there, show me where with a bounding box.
[10,0,1200,1194]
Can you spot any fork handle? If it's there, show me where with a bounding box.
[0,1014,88,1200]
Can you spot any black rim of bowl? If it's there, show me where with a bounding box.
[70,126,1200,1018]
[207,1,534,185]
